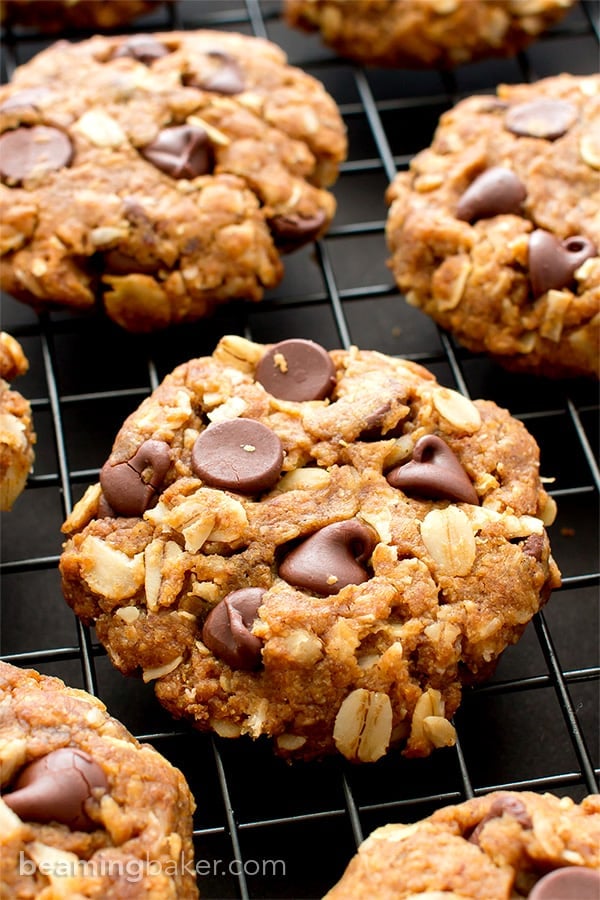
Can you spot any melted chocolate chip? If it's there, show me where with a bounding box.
[202,587,265,669]
[0,126,73,185]
[3,748,107,831]
[256,339,336,402]
[529,868,600,900]
[505,99,578,140]
[111,34,169,65]
[269,210,327,250]
[528,229,596,297]
[359,403,404,441]
[100,439,171,517]
[191,419,283,494]
[0,86,51,113]
[456,167,526,222]
[469,795,532,845]
[185,50,245,95]
[140,125,213,179]
[522,533,544,561]
[387,434,478,505]
[279,519,377,596]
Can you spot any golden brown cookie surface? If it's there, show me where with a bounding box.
[59,336,560,762]
[0,661,198,898]
[285,0,576,68]
[386,73,600,378]
[0,30,347,331]
[324,790,600,899]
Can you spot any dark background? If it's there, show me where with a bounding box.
[1,2,598,897]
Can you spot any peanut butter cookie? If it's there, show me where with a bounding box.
[0,30,346,331]
[0,661,198,898]
[60,335,560,762]
[386,73,600,378]
[325,790,600,899]
[0,331,35,511]
[0,1,169,32]
[285,0,576,69]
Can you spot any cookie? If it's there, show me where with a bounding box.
[284,0,576,69]
[0,661,198,898]
[59,334,561,763]
[324,790,600,899]
[386,73,600,379]
[0,30,347,332]
[0,1,169,32]
[0,331,35,511]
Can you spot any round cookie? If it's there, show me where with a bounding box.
[0,1,169,32]
[284,0,576,69]
[386,73,600,379]
[0,661,198,898]
[324,790,600,899]
[0,331,35,511]
[0,30,347,332]
[60,335,561,763]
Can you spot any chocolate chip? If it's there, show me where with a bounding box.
[0,87,51,113]
[191,419,283,494]
[279,519,377,596]
[256,339,336,402]
[522,533,544,561]
[202,587,265,669]
[469,795,532,845]
[528,229,597,297]
[456,167,526,222]
[268,210,327,250]
[185,50,245,95]
[111,34,169,66]
[387,434,478,505]
[3,748,107,831]
[104,249,161,274]
[505,99,578,140]
[100,439,171,517]
[0,126,73,185]
[529,868,600,900]
[140,125,213,179]
[359,403,404,441]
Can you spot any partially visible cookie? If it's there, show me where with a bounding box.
[0,1,169,32]
[324,790,600,899]
[0,661,198,898]
[0,331,35,511]
[284,0,576,69]
[386,73,600,379]
[0,30,347,331]
[60,335,560,763]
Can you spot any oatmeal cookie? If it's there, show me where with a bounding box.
[386,73,600,378]
[324,790,600,899]
[0,661,198,898]
[0,30,346,331]
[0,0,169,32]
[60,335,560,763]
[0,331,35,511]
[284,0,576,69]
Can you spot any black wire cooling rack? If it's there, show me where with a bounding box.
[1,2,599,897]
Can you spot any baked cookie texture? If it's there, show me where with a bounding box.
[0,331,35,511]
[0,661,198,898]
[284,0,576,69]
[59,335,561,763]
[386,73,600,379]
[0,0,168,32]
[0,30,347,332]
[324,790,600,900]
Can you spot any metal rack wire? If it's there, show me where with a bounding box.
[1,2,598,897]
